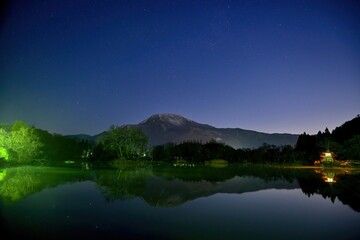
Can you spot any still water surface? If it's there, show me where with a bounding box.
[1,163,359,239]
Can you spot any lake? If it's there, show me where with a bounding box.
[1,162,359,239]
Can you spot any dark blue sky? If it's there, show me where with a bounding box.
[1,0,359,135]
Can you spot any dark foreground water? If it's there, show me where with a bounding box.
[1,162,359,239]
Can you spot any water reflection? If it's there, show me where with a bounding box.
[95,160,153,201]
[315,168,354,183]
[0,163,359,212]
[0,166,94,204]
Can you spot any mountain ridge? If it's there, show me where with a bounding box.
[126,113,299,149]
[67,113,299,149]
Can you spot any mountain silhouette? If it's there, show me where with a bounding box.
[68,114,298,149]
[128,114,298,149]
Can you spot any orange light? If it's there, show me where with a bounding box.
[325,177,336,183]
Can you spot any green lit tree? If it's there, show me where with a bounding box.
[0,121,43,163]
[98,126,148,160]
[0,128,10,161]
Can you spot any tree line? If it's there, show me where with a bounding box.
[1,115,359,165]
[0,121,91,164]
[152,141,299,163]
[152,115,360,163]
[92,126,300,163]
[296,115,360,162]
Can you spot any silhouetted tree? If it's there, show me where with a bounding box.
[332,115,360,143]
[32,128,91,162]
[295,132,318,162]
[338,135,360,160]
[152,144,174,162]
[98,126,148,160]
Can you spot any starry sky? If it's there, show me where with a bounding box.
[1,0,359,135]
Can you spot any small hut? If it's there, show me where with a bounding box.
[320,150,335,164]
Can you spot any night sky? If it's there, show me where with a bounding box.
[1,0,359,135]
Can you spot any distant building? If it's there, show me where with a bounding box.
[320,150,335,164]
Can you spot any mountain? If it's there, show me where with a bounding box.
[68,114,299,149]
[127,114,299,149]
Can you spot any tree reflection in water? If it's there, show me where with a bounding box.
[0,163,359,212]
[95,160,153,201]
[0,166,94,204]
[309,167,360,212]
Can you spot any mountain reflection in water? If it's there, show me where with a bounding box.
[1,163,360,239]
[0,163,359,211]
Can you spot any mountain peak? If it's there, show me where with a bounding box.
[141,114,192,126]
